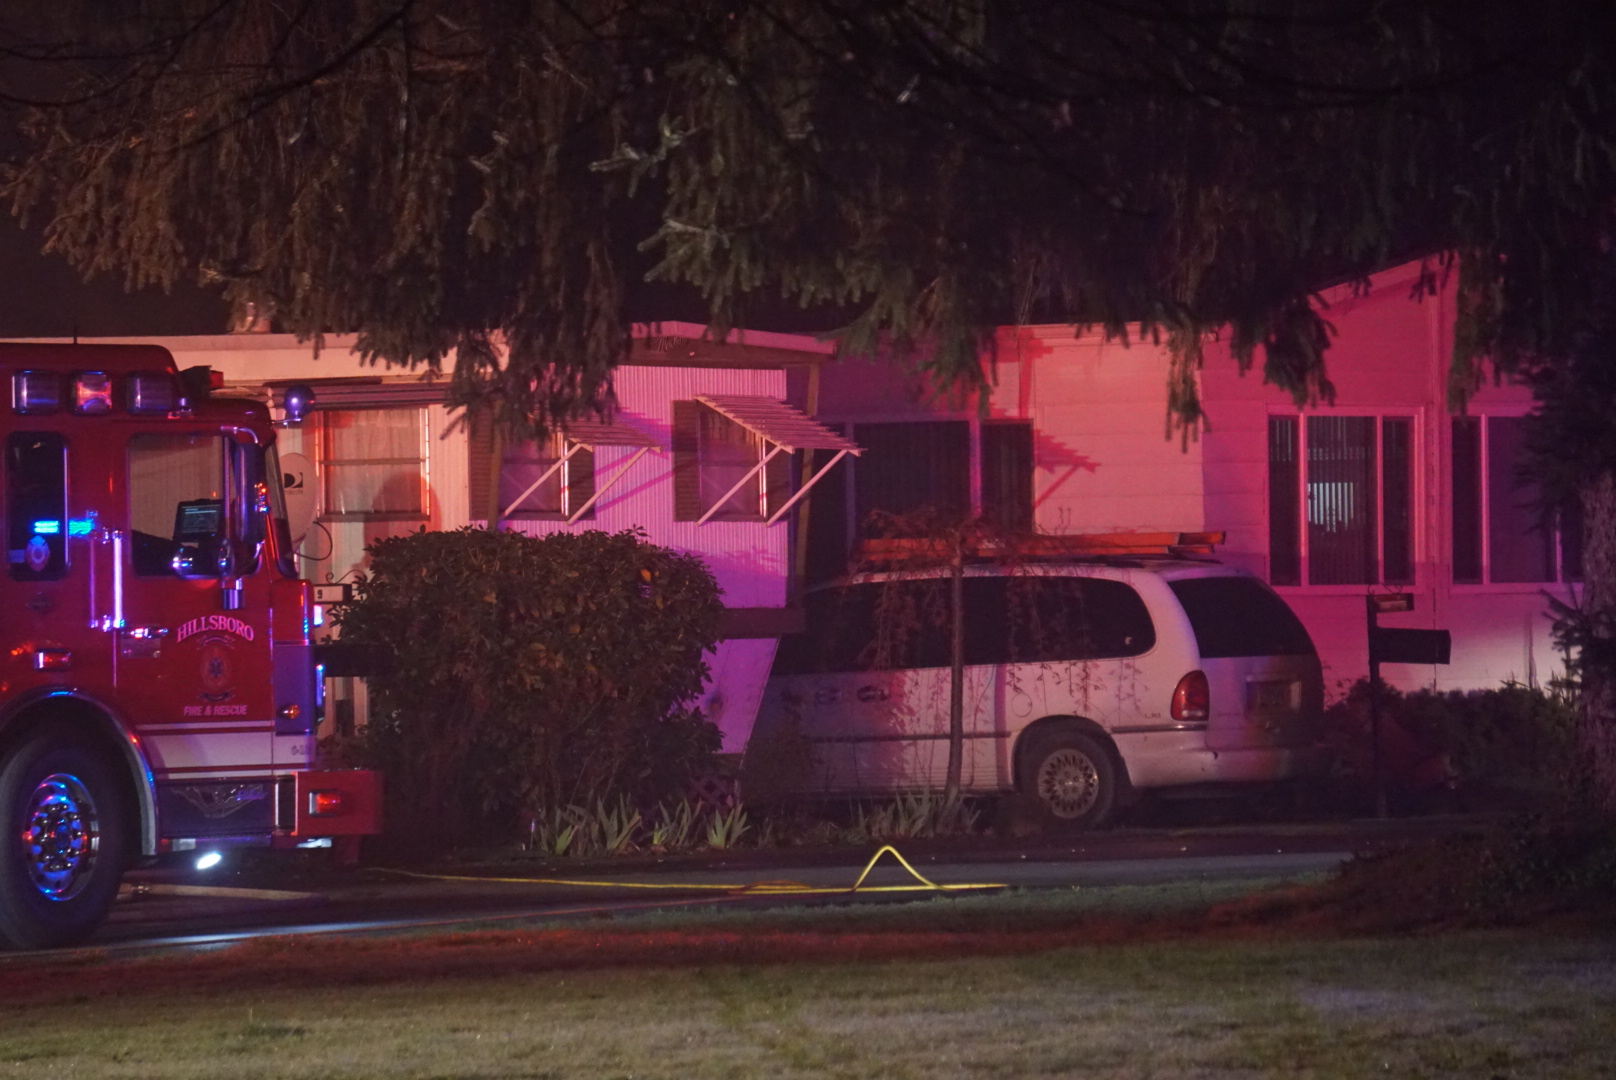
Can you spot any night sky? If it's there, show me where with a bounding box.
[0,215,230,337]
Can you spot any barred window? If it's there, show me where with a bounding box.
[1268,415,1413,587]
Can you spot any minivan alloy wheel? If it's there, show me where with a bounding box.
[1036,748,1101,818]
[1023,729,1117,829]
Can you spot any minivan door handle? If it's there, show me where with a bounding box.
[856,685,889,703]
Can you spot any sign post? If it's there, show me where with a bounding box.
[1365,594,1452,818]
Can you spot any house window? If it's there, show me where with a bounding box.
[981,421,1035,531]
[1268,414,1414,586]
[1451,415,1578,584]
[802,418,1035,583]
[321,409,427,519]
[500,432,595,520]
[672,401,789,522]
[853,421,972,526]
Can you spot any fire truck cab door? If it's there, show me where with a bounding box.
[119,432,273,729]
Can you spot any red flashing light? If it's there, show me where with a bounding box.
[33,648,72,671]
[72,372,114,415]
[308,791,346,817]
[1170,670,1210,723]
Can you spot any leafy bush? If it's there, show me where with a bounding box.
[851,790,980,841]
[334,527,723,847]
[1325,680,1580,803]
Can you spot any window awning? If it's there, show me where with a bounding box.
[262,378,448,410]
[695,395,862,454]
[692,395,862,526]
[502,418,663,523]
[561,417,662,449]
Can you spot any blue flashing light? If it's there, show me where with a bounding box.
[67,518,95,537]
[32,520,61,536]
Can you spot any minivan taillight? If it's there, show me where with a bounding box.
[1171,670,1210,723]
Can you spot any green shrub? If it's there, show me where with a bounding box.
[333,527,723,847]
[1325,680,1580,801]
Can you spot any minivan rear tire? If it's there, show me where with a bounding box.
[1023,730,1117,830]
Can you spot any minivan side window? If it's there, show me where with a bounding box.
[987,577,1156,663]
[1167,576,1316,658]
[773,581,951,674]
[773,575,1157,675]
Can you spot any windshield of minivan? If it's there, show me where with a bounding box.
[1168,576,1316,658]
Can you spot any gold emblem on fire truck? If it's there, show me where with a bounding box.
[196,635,236,702]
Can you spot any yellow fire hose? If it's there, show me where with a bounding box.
[379,844,1006,897]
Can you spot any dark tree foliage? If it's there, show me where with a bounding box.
[0,2,1607,434]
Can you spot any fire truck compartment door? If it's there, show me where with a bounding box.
[273,642,319,735]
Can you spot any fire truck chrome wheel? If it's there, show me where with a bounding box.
[21,773,100,902]
[1024,730,1117,830]
[0,732,130,950]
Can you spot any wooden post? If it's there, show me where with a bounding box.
[1367,595,1388,819]
[486,425,504,531]
[946,530,965,798]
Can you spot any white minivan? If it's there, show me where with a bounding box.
[755,560,1327,827]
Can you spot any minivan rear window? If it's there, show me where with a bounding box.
[1168,576,1316,658]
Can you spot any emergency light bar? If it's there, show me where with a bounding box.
[11,371,62,414]
[125,372,180,414]
[10,370,186,416]
[72,372,114,415]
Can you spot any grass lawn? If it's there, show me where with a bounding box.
[0,882,1613,1079]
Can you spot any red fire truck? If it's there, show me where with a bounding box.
[0,343,380,949]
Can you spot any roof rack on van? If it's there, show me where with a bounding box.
[856,531,1225,565]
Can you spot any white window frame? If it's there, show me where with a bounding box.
[1450,410,1579,591]
[820,412,1035,526]
[1268,409,1423,593]
[500,432,593,521]
[318,407,430,522]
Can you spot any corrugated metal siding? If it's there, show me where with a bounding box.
[490,365,790,607]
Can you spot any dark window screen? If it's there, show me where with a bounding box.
[1452,416,1482,584]
[981,422,1034,532]
[853,421,970,531]
[6,432,68,581]
[1382,418,1413,584]
[1168,577,1316,658]
[1267,417,1300,586]
[1487,416,1554,583]
[802,432,852,586]
[1307,416,1377,585]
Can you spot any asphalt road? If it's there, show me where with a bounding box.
[71,815,1484,955]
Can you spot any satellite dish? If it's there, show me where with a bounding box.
[279,452,317,544]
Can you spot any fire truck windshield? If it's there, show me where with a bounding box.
[128,433,267,579]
